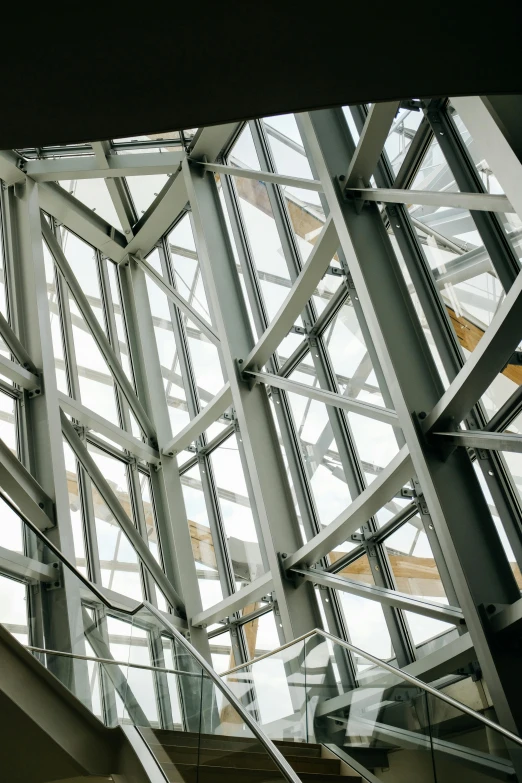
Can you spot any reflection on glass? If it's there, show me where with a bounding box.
[180,464,224,610]
[210,435,262,584]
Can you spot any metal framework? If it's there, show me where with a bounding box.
[0,98,522,735]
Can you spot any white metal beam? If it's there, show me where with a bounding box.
[242,216,339,371]
[58,392,161,465]
[120,172,188,263]
[39,182,127,259]
[343,101,400,188]
[133,252,220,346]
[294,567,465,625]
[0,546,57,583]
[162,383,232,456]
[190,572,273,628]
[42,219,157,442]
[347,186,514,213]
[26,151,185,182]
[245,369,400,427]
[0,438,54,531]
[197,161,323,192]
[0,354,40,391]
[283,445,412,570]
[451,96,522,221]
[0,151,25,185]
[60,409,184,613]
[432,430,522,454]
[423,268,522,433]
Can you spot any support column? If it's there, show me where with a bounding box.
[3,181,89,701]
[301,108,522,735]
[117,255,211,660]
[183,159,322,641]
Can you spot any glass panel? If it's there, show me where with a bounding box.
[127,174,169,217]
[181,464,224,610]
[209,434,262,584]
[60,179,123,231]
[383,520,455,647]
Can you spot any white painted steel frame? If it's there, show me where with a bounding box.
[0,99,522,741]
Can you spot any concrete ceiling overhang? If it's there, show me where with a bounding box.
[0,3,521,150]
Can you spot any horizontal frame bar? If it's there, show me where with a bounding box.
[432,430,522,454]
[26,151,185,182]
[197,160,323,192]
[245,369,399,426]
[0,354,40,391]
[348,186,514,213]
[294,567,465,625]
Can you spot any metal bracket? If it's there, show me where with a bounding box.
[45,561,63,591]
[278,552,305,588]
[236,359,258,390]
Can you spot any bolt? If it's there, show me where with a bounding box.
[418,411,427,419]
[38,502,44,509]
[238,359,243,364]
[339,175,345,181]
[54,581,60,588]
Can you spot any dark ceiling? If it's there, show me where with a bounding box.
[1,3,521,150]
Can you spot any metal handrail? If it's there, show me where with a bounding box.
[1,488,301,783]
[221,627,522,749]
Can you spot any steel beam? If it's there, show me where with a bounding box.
[133,252,220,346]
[245,369,399,426]
[60,409,185,615]
[451,96,522,221]
[191,572,273,628]
[39,182,127,259]
[5,179,90,697]
[91,142,136,236]
[432,430,522,454]
[120,172,188,263]
[0,436,54,530]
[162,383,232,456]
[242,216,339,370]
[189,123,244,162]
[301,107,522,734]
[293,567,465,626]
[422,268,522,433]
[346,186,514,213]
[284,445,412,571]
[26,151,185,182]
[343,101,400,188]
[197,161,323,192]
[117,256,211,659]
[0,310,38,374]
[0,546,57,583]
[0,353,40,391]
[183,158,323,641]
[41,219,157,443]
[58,392,161,465]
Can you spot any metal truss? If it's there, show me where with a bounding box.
[0,99,521,736]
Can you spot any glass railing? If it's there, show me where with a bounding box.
[221,630,522,783]
[1,490,300,783]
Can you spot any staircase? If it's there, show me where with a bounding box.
[142,730,361,783]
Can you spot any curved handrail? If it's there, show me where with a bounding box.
[0,488,301,783]
[221,627,522,749]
